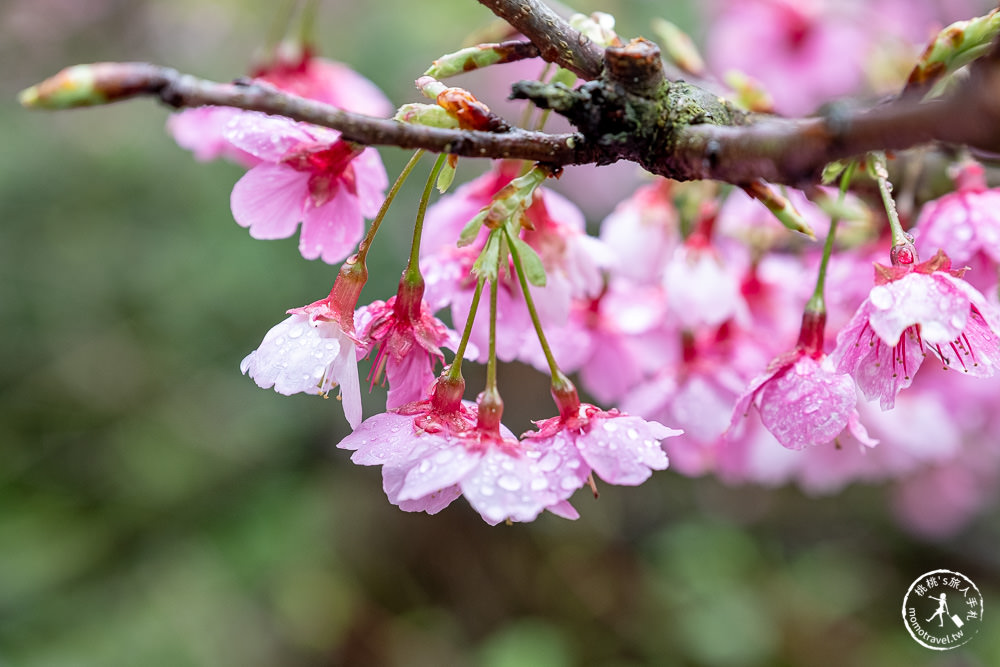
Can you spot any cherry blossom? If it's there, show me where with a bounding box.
[338,388,582,524]
[355,282,466,409]
[523,401,681,487]
[831,250,1000,409]
[241,294,362,428]
[914,161,1000,293]
[225,112,388,264]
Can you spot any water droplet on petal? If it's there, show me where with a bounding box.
[530,478,548,491]
[870,285,893,310]
[498,475,521,491]
[560,475,580,490]
[602,421,618,432]
[480,485,495,497]
[626,427,639,440]
[538,452,561,472]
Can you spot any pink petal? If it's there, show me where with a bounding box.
[576,415,676,485]
[460,448,562,524]
[332,339,362,429]
[299,187,363,264]
[397,439,480,502]
[350,148,389,218]
[231,164,308,239]
[341,412,425,463]
[167,106,259,166]
[386,350,436,410]
[757,357,855,450]
[224,111,318,161]
[867,273,968,346]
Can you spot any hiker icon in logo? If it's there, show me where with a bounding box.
[903,569,983,650]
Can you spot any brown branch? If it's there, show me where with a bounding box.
[21,62,603,165]
[671,50,1000,186]
[476,0,604,79]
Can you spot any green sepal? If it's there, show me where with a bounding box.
[510,233,547,287]
[457,210,488,247]
[472,229,502,282]
[907,9,1000,98]
[436,160,457,194]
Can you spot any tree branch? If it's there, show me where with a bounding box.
[21,62,603,165]
[476,0,604,79]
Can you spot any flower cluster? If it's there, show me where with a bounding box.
[168,6,1000,532]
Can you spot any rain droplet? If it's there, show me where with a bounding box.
[602,421,619,432]
[560,475,580,490]
[480,485,495,497]
[869,285,893,310]
[626,427,639,440]
[538,452,561,472]
[530,478,548,491]
[498,475,521,491]
[287,325,304,339]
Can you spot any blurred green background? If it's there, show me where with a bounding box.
[2,0,998,665]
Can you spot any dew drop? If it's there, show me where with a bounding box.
[530,478,548,491]
[626,427,639,440]
[538,452,561,472]
[869,285,893,310]
[418,460,432,473]
[602,421,619,432]
[287,325,304,339]
[480,485,495,497]
[498,475,521,491]
[560,475,580,490]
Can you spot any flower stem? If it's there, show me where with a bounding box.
[355,149,424,264]
[485,270,499,393]
[806,161,856,313]
[871,152,906,246]
[447,277,485,382]
[403,154,446,286]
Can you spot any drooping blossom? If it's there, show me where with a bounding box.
[338,380,581,524]
[225,112,388,264]
[355,280,466,409]
[914,161,1000,293]
[598,179,679,285]
[241,293,362,428]
[727,311,875,450]
[831,249,1000,409]
[523,389,682,487]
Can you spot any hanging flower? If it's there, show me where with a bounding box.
[338,380,581,524]
[241,293,363,428]
[831,250,1000,409]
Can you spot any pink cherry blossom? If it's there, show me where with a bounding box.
[338,396,581,524]
[831,250,1000,409]
[226,112,388,264]
[355,284,465,409]
[524,403,681,486]
[168,52,392,166]
[598,179,679,285]
[705,0,872,116]
[914,162,1000,293]
[241,295,362,428]
[727,309,875,450]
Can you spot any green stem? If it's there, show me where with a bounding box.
[806,161,856,312]
[447,277,485,382]
[356,149,424,264]
[298,0,319,46]
[485,270,499,393]
[872,152,906,246]
[403,154,446,285]
[266,0,299,53]
[503,225,560,379]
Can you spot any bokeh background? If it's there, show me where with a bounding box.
[2,0,999,665]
